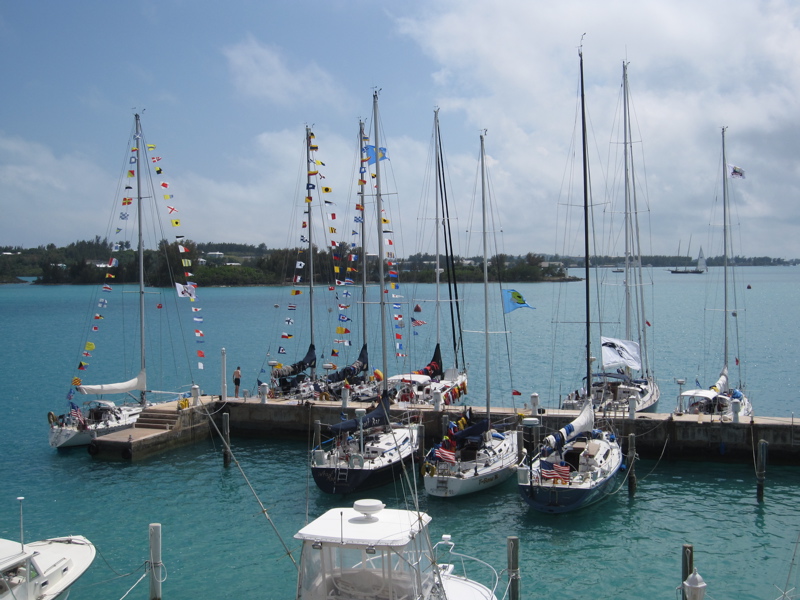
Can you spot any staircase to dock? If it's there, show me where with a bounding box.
[135,407,179,430]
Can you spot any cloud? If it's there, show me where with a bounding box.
[223,36,349,110]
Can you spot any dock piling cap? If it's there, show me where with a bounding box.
[522,417,540,428]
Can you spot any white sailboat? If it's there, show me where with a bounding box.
[48,113,190,448]
[387,109,468,407]
[519,48,623,513]
[678,127,753,420]
[561,60,660,413]
[293,499,499,599]
[310,92,419,494]
[670,239,707,274]
[421,132,522,498]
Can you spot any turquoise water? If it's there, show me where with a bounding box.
[1,267,799,599]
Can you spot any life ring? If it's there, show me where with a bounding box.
[47,411,57,426]
[423,462,436,477]
[348,453,365,468]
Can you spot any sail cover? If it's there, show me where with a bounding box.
[329,391,391,435]
[272,344,316,378]
[601,336,641,371]
[326,344,368,384]
[78,369,146,395]
[413,343,443,379]
[543,403,594,449]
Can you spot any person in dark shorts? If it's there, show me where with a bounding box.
[233,366,241,398]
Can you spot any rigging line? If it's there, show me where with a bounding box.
[638,435,670,482]
[199,402,298,570]
[117,570,149,600]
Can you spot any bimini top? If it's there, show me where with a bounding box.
[387,374,432,386]
[294,500,431,548]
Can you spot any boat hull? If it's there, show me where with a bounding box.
[517,469,619,514]
[48,405,143,448]
[311,452,414,494]
[423,432,520,498]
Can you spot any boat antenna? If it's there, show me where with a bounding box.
[17,496,24,552]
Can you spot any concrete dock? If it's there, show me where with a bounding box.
[87,394,800,464]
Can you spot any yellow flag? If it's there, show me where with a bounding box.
[171,219,180,227]
[84,342,96,351]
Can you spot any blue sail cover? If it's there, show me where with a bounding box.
[453,418,489,443]
[272,344,316,378]
[326,344,368,384]
[413,343,444,379]
[329,391,391,435]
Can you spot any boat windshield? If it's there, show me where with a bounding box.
[297,538,435,600]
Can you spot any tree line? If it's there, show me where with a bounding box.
[0,239,794,286]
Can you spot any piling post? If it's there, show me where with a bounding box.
[149,523,162,600]
[756,439,768,501]
[341,386,350,409]
[529,392,539,414]
[259,382,268,404]
[441,414,449,438]
[191,384,199,407]
[628,396,636,420]
[222,412,231,467]
[221,347,228,401]
[433,390,443,412]
[507,536,520,600]
[628,433,637,496]
[516,430,524,464]
[681,544,693,600]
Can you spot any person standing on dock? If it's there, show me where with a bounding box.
[233,366,241,398]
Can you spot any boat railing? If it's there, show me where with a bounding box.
[432,538,500,597]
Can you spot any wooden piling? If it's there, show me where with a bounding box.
[507,535,520,600]
[149,523,162,600]
[756,439,768,501]
[628,433,637,496]
[223,412,231,467]
[681,544,693,600]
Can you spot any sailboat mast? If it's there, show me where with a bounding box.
[434,109,442,346]
[358,121,368,348]
[579,49,592,391]
[721,126,729,371]
[480,133,491,421]
[134,113,146,405]
[622,62,632,342]
[372,92,388,393]
[306,126,316,380]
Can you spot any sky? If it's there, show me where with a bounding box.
[1,0,799,260]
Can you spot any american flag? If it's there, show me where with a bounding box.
[540,461,571,480]
[69,402,85,425]
[435,447,456,464]
[411,319,427,327]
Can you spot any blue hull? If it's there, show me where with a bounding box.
[518,472,619,514]
[311,454,413,494]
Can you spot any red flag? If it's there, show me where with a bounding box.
[156,303,163,309]
[512,390,522,396]
[197,350,205,358]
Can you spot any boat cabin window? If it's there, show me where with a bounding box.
[298,539,434,600]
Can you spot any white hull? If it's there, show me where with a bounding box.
[0,535,95,600]
[48,404,143,448]
[424,431,520,498]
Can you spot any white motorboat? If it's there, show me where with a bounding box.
[0,535,95,600]
[293,499,498,600]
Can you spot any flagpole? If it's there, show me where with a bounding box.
[306,126,316,380]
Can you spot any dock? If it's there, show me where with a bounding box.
[86,395,800,464]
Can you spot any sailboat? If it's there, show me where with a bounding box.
[670,240,707,274]
[310,92,420,494]
[678,128,753,420]
[48,113,194,448]
[518,48,623,513]
[589,61,659,413]
[421,132,522,498]
[386,109,468,407]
